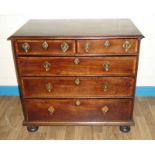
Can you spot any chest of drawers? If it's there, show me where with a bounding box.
[8,19,144,133]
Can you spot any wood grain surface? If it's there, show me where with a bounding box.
[15,40,76,55]
[8,19,144,39]
[77,39,138,55]
[21,77,135,98]
[23,98,132,122]
[17,56,137,77]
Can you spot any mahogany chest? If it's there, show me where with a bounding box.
[8,19,144,132]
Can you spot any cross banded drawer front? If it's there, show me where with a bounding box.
[24,99,133,122]
[77,39,138,55]
[15,40,76,55]
[21,77,134,98]
[9,19,143,132]
[17,57,137,76]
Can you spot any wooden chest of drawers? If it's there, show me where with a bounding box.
[8,19,144,133]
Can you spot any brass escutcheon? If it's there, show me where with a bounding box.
[46,83,53,92]
[48,106,55,115]
[22,42,30,52]
[104,40,110,48]
[101,106,109,115]
[75,99,81,106]
[42,41,49,50]
[43,61,51,72]
[74,58,80,65]
[74,78,80,85]
[123,41,131,52]
[103,61,110,71]
[61,42,69,52]
[103,82,109,92]
[85,42,91,52]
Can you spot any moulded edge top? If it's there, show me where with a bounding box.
[8,19,144,40]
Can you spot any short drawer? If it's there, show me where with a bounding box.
[21,77,135,98]
[18,57,137,76]
[24,98,133,122]
[77,39,139,55]
[15,40,76,55]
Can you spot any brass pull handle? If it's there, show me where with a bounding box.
[61,42,69,52]
[22,42,30,52]
[101,106,109,115]
[103,61,110,71]
[104,40,110,48]
[85,42,91,52]
[46,83,53,92]
[123,41,131,52]
[75,78,80,85]
[103,83,109,92]
[43,61,51,72]
[42,41,48,50]
[75,99,81,106]
[74,58,80,65]
[48,106,55,115]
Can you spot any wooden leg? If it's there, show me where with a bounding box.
[27,126,39,132]
[119,126,130,133]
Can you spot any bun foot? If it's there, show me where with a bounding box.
[27,126,39,132]
[120,126,130,133]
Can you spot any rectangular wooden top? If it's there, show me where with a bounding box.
[8,19,144,39]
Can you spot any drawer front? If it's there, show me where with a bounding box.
[18,57,137,76]
[21,77,134,98]
[24,98,133,122]
[77,39,138,55]
[15,40,76,55]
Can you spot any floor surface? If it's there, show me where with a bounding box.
[0,96,155,140]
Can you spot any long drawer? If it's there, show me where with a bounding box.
[17,57,137,76]
[15,40,76,55]
[24,98,133,122]
[77,39,138,55]
[21,77,134,98]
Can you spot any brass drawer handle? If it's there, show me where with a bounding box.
[103,82,109,92]
[61,42,69,52]
[103,61,110,71]
[75,99,81,106]
[104,40,110,48]
[85,42,91,52]
[74,58,80,65]
[75,78,80,85]
[42,41,48,50]
[46,83,53,92]
[22,42,30,52]
[43,61,51,72]
[123,41,131,52]
[48,106,55,115]
[101,106,109,115]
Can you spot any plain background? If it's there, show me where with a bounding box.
[0,0,155,87]
[0,0,155,153]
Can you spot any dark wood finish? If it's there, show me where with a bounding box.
[77,39,138,55]
[24,99,133,122]
[17,57,137,76]
[15,40,75,55]
[8,19,144,132]
[21,77,134,98]
[8,19,144,39]
[27,126,39,132]
[120,126,131,133]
